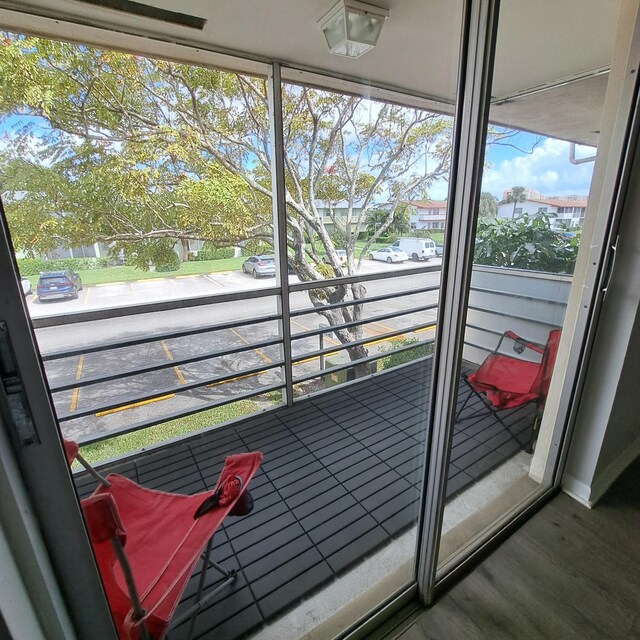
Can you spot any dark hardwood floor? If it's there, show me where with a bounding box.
[392,456,640,640]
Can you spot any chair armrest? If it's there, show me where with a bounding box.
[81,494,126,547]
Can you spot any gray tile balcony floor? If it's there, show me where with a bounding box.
[73,360,537,640]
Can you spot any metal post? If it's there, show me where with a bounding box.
[319,323,329,371]
[268,63,295,407]
[416,0,500,605]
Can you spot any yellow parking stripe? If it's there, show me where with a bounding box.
[160,340,187,384]
[75,355,84,380]
[229,328,273,364]
[291,319,340,346]
[161,340,174,361]
[69,388,79,412]
[95,394,174,417]
[69,355,84,412]
[83,287,92,305]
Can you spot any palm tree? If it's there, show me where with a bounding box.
[505,186,527,218]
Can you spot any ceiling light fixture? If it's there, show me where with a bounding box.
[319,0,389,59]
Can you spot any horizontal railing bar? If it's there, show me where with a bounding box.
[293,354,433,405]
[291,321,437,364]
[49,336,284,392]
[292,340,432,385]
[289,263,441,293]
[466,305,562,327]
[32,286,281,329]
[57,360,283,422]
[76,383,285,447]
[289,284,440,317]
[464,323,504,339]
[292,304,438,340]
[41,313,282,361]
[469,285,569,306]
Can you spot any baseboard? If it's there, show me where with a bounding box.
[589,431,640,505]
[561,476,594,508]
[562,430,640,508]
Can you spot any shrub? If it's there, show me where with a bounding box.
[17,256,112,275]
[474,213,580,274]
[329,229,347,249]
[377,337,434,371]
[192,247,236,261]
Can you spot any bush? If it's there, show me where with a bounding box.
[377,337,434,371]
[329,229,347,248]
[192,247,236,261]
[17,256,112,276]
[474,213,580,274]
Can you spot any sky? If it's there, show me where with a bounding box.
[1,110,597,205]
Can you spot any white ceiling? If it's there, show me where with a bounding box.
[0,0,623,144]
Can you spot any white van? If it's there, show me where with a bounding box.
[392,238,437,261]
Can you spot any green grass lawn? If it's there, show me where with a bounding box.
[27,257,246,287]
[77,399,261,465]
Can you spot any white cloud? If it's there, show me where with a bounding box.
[482,138,596,198]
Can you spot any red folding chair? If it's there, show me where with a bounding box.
[65,441,262,640]
[456,329,561,452]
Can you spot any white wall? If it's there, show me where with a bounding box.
[562,147,640,505]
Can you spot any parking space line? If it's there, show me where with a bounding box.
[291,319,340,346]
[83,287,92,305]
[161,340,187,384]
[95,394,175,417]
[27,294,35,306]
[68,355,84,412]
[129,282,136,298]
[202,274,224,287]
[229,328,272,364]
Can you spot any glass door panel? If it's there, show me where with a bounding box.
[437,0,621,568]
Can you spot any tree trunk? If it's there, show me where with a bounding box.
[180,237,189,261]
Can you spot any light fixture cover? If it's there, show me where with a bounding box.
[319,0,389,58]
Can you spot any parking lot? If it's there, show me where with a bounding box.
[26,257,441,319]
[27,259,442,441]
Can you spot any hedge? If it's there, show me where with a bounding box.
[18,257,113,276]
[192,247,236,261]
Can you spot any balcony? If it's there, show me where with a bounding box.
[36,265,566,639]
[72,359,537,640]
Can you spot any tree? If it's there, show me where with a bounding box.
[478,191,498,217]
[474,213,580,274]
[503,186,527,218]
[0,33,510,374]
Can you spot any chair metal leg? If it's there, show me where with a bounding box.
[168,535,238,640]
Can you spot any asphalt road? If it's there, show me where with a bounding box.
[30,262,442,442]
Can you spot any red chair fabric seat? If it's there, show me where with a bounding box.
[79,451,263,640]
[468,354,541,409]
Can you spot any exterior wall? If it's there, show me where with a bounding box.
[496,200,556,219]
[463,266,571,366]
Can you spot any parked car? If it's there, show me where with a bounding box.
[435,244,444,257]
[392,237,437,261]
[242,255,276,278]
[322,249,347,265]
[20,277,32,295]
[368,246,409,263]
[36,270,83,301]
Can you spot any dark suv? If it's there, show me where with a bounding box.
[37,270,83,301]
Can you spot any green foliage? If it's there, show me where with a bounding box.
[502,185,527,218]
[192,247,235,260]
[479,192,499,217]
[329,229,346,249]
[474,214,580,274]
[77,399,262,465]
[377,338,434,371]
[242,239,272,256]
[17,256,112,276]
